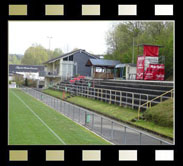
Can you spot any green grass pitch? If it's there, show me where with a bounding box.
[8,89,111,145]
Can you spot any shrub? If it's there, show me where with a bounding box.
[143,99,173,127]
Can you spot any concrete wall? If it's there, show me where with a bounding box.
[126,65,136,80]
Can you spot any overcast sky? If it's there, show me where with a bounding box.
[9,21,123,55]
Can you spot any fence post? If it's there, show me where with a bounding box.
[79,108,81,123]
[60,101,62,112]
[139,133,142,145]
[54,98,55,108]
[111,121,114,140]
[64,102,65,115]
[73,105,74,120]
[124,127,126,145]
[92,114,94,130]
[85,111,87,125]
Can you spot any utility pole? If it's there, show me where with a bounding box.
[47,36,53,59]
[132,37,135,64]
[47,36,53,51]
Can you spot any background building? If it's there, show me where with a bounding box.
[43,49,99,87]
[9,64,45,81]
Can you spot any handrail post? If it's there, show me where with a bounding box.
[132,93,134,109]
[109,90,112,104]
[87,87,89,98]
[120,91,122,106]
[138,107,140,120]
[101,89,103,101]
[171,90,173,98]
[115,91,117,103]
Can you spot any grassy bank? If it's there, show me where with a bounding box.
[42,88,173,139]
[143,98,173,127]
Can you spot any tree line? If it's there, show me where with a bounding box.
[9,44,64,66]
[105,21,174,79]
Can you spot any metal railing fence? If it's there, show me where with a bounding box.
[21,88,172,145]
[51,84,172,110]
[137,89,174,120]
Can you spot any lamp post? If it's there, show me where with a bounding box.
[132,37,135,64]
[47,36,53,51]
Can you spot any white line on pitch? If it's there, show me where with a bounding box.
[11,90,66,145]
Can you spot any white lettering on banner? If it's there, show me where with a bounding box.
[149,65,164,69]
[15,66,38,70]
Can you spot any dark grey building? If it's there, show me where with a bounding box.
[43,49,99,87]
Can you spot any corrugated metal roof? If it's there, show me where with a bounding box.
[86,59,121,67]
[115,63,136,68]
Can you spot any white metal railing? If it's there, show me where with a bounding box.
[51,84,170,110]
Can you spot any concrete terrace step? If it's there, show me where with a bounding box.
[97,81,173,91]
[57,82,173,98]
[100,79,174,86]
[94,84,171,96]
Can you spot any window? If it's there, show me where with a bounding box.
[69,55,73,61]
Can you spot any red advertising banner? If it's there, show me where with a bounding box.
[143,45,159,57]
[136,56,145,80]
[144,64,165,80]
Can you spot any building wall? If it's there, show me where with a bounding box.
[73,52,96,77]
[9,75,13,81]
[126,65,136,80]
[16,72,39,80]
[60,60,74,79]
[44,51,97,85]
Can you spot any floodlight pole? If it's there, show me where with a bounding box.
[132,37,135,64]
[47,36,53,51]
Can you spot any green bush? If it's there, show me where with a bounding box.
[27,79,37,88]
[143,99,173,127]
